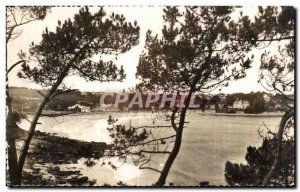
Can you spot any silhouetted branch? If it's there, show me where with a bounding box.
[262,122,277,136]
[130,135,176,147]
[256,36,294,42]
[51,89,78,99]
[139,166,161,173]
[139,150,171,154]
[6,60,26,75]
[37,90,47,99]
[130,125,172,129]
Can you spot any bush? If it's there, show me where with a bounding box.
[244,99,265,114]
[225,137,295,186]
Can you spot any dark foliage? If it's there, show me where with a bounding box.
[137,6,254,93]
[238,6,295,97]
[18,7,139,87]
[225,117,294,186]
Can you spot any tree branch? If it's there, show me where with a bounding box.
[130,125,172,129]
[130,135,176,147]
[137,150,171,154]
[256,36,294,42]
[6,60,26,75]
[51,89,78,99]
[139,166,161,173]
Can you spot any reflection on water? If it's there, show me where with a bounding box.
[94,119,111,143]
[114,163,141,181]
[19,112,281,186]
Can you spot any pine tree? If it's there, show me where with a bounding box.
[136,6,254,186]
[11,7,139,185]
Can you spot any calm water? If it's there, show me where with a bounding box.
[20,112,281,186]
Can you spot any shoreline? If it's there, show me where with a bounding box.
[15,130,107,186]
[196,111,284,117]
[40,110,285,118]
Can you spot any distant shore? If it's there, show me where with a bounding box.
[40,110,285,118]
[196,111,284,117]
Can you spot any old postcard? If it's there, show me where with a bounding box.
[5,5,295,187]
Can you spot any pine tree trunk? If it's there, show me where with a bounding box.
[17,71,69,180]
[17,50,84,183]
[17,94,51,178]
[156,109,187,186]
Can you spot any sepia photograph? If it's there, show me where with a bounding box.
[5,5,295,187]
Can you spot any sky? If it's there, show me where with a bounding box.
[7,6,282,94]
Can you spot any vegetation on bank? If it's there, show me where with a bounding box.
[10,86,293,115]
[11,130,106,186]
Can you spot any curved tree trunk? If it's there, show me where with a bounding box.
[262,107,294,186]
[16,50,85,184]
[17,66,74,182]
[156,87,197,186]
[16,95,50,183]
[156,109,186,186]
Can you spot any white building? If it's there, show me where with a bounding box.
[233,100,250,110]
[68,104,90,112]
[263,93,271,102]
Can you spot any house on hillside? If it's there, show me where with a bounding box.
[233,100,250,110]
[263,93,271,102]
[68,104,91,112]
[78,100,94,107]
